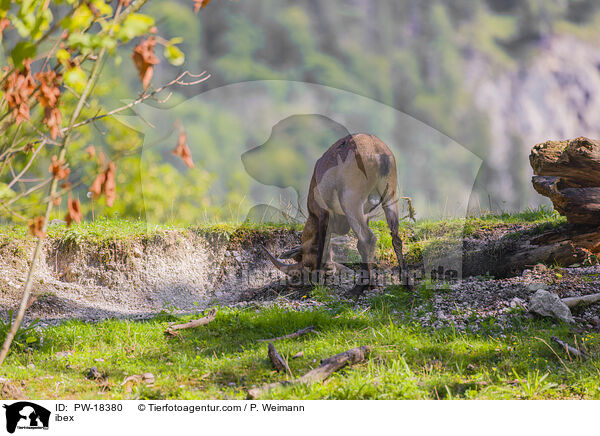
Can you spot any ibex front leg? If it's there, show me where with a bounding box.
[341,194,376,296]
[315,210,331,284]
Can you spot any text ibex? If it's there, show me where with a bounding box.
[262,133,406,296]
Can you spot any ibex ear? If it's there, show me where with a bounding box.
[279,245,302,261]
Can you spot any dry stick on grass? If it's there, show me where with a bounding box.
[562,293,600,308]
[268,343,292,376]
[551,336,588,360]
[248,346,370,399]
[166,308,217,335]
[534,337,572,373]
[258,326,316,343]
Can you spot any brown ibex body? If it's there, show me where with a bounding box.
[263,133,406,296]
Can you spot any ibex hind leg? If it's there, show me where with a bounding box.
[383,196,407,284]
[340,194,376,297]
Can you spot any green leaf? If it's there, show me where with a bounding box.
[29,6,53,40]
[26,335,37,344]
[164,44,185,66]
[0,0,10,13]
[91,0,112,16]
[117,13,154,42]
[56,48,70,64]
[61,4,93,32]
[67,32,92,54]
[0,182,15,201]
[10,41,36,67]
[89,34,116,51]
[64,66,87,93]
[8,14,31,37]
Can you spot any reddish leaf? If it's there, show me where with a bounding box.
[89,172,106,198]
[2,60,35,124]
[52,195,62,206]
[104,162,116,207]
[119,0,132,6]
[193,0,211,13]
[172,131,194,168]
[65,195,82,226]
[34,70,61,109]
[49,155,70,180]
[89,162,116,206]
[0,17,10,36]
[132,37,159,91]
[28,216,46,239]
[85,145,96,158]
[43,107,62,139]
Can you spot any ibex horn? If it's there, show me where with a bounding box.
[261,246,303,275]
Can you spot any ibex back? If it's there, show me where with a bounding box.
[263,133,405,296]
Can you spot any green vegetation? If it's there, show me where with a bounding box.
[0,206,564,262]
[0,209,594,400]
[2,285,597,400]
[5,1,600,226]
[371,206,565,263]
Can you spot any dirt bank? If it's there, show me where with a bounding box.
[1,223,599,326]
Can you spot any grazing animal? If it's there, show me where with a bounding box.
[262,133,406,296]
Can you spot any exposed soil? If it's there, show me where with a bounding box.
[0,226,598,329]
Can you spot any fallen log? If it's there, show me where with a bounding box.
[462,137,600,278]
[258,326,316,343]
[248,346,370,399]
[532,176,600,225]
[550,336,588,360]
[165,308,217,335]
[267,343,291,376]
[462,224,600,278]
[530,137,600,187]
[562,293,600,308]
[530,137,600,225]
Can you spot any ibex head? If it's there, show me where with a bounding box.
[261,217,321,277]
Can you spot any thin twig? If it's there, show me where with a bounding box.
[165,308,217,335]
[268,343,292,376]
[248,346,370,399]
[258,326,317,343]
[6,140,47,190]
[2,178,52,208]
[534,336,572,373]
[68,71,210,131]
[551,336,588,361]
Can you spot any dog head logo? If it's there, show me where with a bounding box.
[3,402,50,433]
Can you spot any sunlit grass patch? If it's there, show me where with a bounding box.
[2,286,598,400]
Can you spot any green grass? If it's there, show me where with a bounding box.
[0,206,566,269]
[370,205,565,263]
[2,286,598,400]
[1,207,588,400]
[1,205,562,246]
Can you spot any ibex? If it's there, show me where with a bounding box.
[262,133,406,296]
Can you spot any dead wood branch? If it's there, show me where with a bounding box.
[550,336,588,360]
[268,343,291,376]
[530,137,600,224]
[258,326,316,343]
[463,225,600,278]
[248,346,370,399]
[562,293,600,308]
[166,308,217,335]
